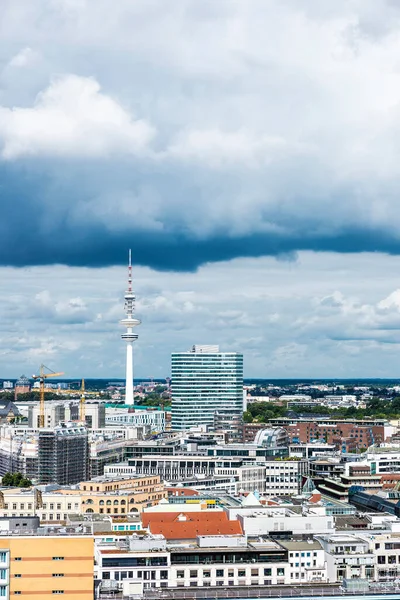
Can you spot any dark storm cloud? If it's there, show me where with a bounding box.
[2,157,400,271]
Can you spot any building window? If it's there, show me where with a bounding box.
[52,557,64,561]
[15,558,22,562]
[15,574,21,578]
[177,571,184,579]
[52,574,64,577]
[251,568,259,577]
[52,592,64,595]
[0,587,6,597]
[190,570,197,578]
[0,554,7,564]
[264,569,272,576]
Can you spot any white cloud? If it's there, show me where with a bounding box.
[0,75,155,159]
[8,47,39,68]
[166,129,311,168]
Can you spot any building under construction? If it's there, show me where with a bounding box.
[38,422,89,485]
[0,427,38,480]
[0,422,89,485]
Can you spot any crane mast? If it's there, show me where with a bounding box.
[80,379,86,423]
[32,364,64,428]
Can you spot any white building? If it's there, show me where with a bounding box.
[279,539,328,583]
[232,506,335,537]
[106,409,165,432]
[264,460,308,496]
[316,534,375,582]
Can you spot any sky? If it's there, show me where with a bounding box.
[2,0,400,378]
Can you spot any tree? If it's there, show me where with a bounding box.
[243,411,253,423]
[1,472,32,488]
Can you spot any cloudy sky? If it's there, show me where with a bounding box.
[2,0,400,379]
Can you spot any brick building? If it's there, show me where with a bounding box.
[268,418,391,452]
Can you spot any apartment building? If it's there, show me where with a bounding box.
[0,532,93,598]
[316,534,375,582]
[278,539,327,583]
[371,533,400,581]
[269,418,394,451]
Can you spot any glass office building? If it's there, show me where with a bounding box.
[171,345,244,430]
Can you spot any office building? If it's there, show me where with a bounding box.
[38,422,89,485]
[171,345,243,430]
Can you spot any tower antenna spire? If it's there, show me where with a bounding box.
[128,249,132,293]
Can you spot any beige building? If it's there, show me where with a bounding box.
[79,476,166,515]
[0,476,166,521]
[0,534,93,598]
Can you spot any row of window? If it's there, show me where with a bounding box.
[2,502,79,511]
[176,568,285,578]
[14,592,64,595]
[15,574,64,577]
[14,557,64,561]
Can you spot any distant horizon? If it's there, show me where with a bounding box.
[2,377,400,383]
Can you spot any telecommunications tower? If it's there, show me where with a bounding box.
[120,250,140,405]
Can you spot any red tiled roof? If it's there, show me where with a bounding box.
[166,487,199,497]
[149,520,243,540]
[142,510,224,528]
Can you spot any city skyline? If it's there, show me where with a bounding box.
[2,2,400,378]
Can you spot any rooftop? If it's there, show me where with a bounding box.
[278,539,322,551]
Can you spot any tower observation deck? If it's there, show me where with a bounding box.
[120,250,140,405]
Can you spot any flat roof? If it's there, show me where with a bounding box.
[278,540,322,551]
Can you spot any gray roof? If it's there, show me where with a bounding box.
[278,539,323,551]
[0,400,21,418]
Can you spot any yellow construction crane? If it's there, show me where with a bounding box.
[32,364,64,428]
[80,379,86,423]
